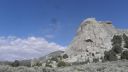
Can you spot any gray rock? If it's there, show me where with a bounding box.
[65,18,128,63]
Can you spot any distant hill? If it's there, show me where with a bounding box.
[39,50,64,62]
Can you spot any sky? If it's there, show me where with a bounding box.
[0,0,128,61]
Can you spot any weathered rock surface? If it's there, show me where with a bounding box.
[65,18,128,63]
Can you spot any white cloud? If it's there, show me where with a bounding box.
[0,36,65,61]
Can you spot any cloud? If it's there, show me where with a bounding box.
[0,36,65,61]
[45,34,55,39]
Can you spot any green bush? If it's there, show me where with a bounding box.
[123,33,128,48]
[35,62,42,67]
[45,61,52,68]
[104,35,123,61]
[57,61,67,67]
[111,35,122,54]
[104,50,118,61]
[112,44,122,54]
[58,55,62,60]
[111,35,122,46]
[63,54,68,59]
[93,58,99,63]
[11,60,20,67]
[121,51,128,60]
[45,63,52,68]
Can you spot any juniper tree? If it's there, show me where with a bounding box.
[104,35,122,61]
[123,33,128,48]
[121,50,128,60]
[111,35,122,54]
[11,60,20,67]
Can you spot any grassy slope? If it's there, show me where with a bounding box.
[0,60,128,72]
[57,60,128,72]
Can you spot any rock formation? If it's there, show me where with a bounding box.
[30,18,128,68]
[65,18,128,63]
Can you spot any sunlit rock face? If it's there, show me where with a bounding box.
[65,18,119,63]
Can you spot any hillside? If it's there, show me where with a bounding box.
[65,18,128,63]
[0,60,128,72]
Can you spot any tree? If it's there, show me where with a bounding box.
[104,35,123,61]
[45,63,52,68]
[121,51,128,60]
[104,50,118,61]
[57,61,67,67]
[111,35,122,54]
[35,62,42,67]
[93,58,99,63]
[111,35,122,46]
[112,44,122,54]
[123,33,128,48]
[45,60,52,68]
[58,55,62,60]
[63,54,68,59]
[11,60,20,67]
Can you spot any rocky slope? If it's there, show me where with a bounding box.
[29,18,128,68]
[65,18,128,63]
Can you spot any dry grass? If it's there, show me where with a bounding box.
[0,60,128,72]
[57,60,128,72]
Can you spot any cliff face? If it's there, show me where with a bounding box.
[65,18,126,63]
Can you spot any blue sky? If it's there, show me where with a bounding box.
[0,0,128,60]
[0,0,128,46]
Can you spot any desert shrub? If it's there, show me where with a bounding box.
[18,60,31,67]
[57,55,62,60]
[104,50,118,61]
[123,33,128,48]
[112,44,122,54]
[35,62,42,67]
[45,63,52,68]
[63,54,68,59]
[93,58,99,63]
[31,62,42,67]
[121,51,128,60]
[45,61,52,68]
[57,61,67,67]
[11,60,20,67]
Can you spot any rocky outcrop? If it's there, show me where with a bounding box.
[31,51,64,67]
[30,18,128,67]
[65,18,128,63]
